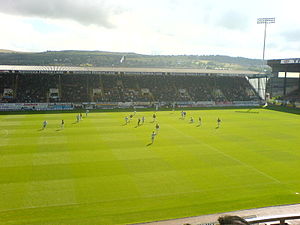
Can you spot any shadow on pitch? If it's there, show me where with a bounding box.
[146,143,153,146]
[265,105,300,115]
[235,109,259,114]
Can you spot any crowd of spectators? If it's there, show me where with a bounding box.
[0,73,16,103]
[60,74,89,102]
[0,72,260,103]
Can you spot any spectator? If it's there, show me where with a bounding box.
[218,215,249,225]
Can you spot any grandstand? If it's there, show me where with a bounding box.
[267,58,300,106]
[0,65,264,110]
[1,64,300,225]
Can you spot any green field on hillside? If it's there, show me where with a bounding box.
[0,108,300,225]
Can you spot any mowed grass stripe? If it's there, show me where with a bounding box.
[0,109,300,225]
[162,121,281,184]
[0,181,296,225]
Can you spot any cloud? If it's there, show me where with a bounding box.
[281,29,300,42]
[216,10,249,31]
[0,0,118,28]
[1,0,300,59]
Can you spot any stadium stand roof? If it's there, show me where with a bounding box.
[0,65,268,77]
[268,58,300,73]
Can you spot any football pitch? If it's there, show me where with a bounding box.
[0,108,300,225]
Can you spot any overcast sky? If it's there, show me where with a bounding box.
[0,0,299,59]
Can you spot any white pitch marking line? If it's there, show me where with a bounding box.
[166,124,281,184]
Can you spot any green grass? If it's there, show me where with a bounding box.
[0,108,300,225]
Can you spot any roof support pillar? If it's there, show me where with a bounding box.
[283,71,287,96]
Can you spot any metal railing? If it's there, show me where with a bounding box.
[246,214,300,225]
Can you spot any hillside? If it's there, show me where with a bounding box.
[0,49,23,53]
[0,50,269,72]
